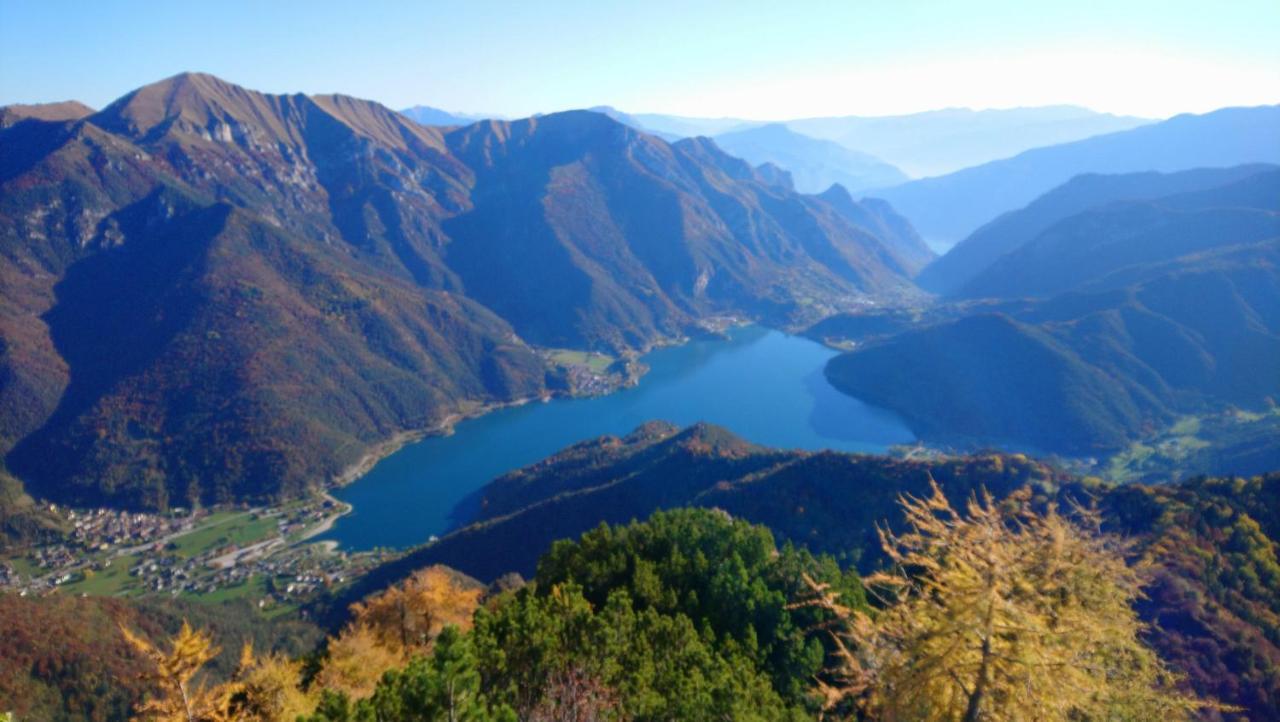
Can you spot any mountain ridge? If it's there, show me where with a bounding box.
[954,168,1280,299]
[917,164,1278,294]
[0,72,922,510]
[0,100,94,128]
[874,105,1280,248]
[825,236,1280,455]
[711,122,907,194]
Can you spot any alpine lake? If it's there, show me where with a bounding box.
[320,325,914,550]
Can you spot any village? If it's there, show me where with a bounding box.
[0,495,394,608]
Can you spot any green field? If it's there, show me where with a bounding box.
[188,575,270,604]
[548,349,615,373]
[5,555,42,579]
[168,511,278,559]
[62,553,140,596]
[1104,409,1278,483]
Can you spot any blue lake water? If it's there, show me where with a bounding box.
[320,326,914,550]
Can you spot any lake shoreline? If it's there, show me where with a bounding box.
[319,359,658,550]
[319,324,917,551]
[326,319,751,496]
[330,395,549,489]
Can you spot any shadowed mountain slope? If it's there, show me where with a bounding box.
[826,239,1280,455]
[440,112,920,348]
[817,184,935,274]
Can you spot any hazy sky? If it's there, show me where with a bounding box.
[2,0,1277,119]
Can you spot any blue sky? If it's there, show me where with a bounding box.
[1,0,1277,119]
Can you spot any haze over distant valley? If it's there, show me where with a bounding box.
[4,3,1280,718]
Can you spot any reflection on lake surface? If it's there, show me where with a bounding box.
[321,326,913,550]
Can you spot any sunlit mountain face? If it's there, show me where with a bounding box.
[3,3,1279,719]
[1,73,925,510]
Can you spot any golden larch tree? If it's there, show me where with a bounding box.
[348,565,483,652]
[234,644,316,722]
[311,623,404,701]
[120,621,244,722]
[802,482,1207,721]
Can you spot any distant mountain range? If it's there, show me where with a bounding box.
[954,168,1280,299]
[822,167,1280,455]
[619,111,755,138]
[576,105,1151,177]
[711,123,907,194]
[399,105,493,126]
[788,106,1153,177]
[916,164,1278,295]
[0,72,922,510]
[0,100,93,128]
[873,105,1280,249]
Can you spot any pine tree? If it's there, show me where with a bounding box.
[236,645,316,721]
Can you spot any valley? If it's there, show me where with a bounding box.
[1,36,1278,719]
[0,72,925,516]
[0,493,392,610]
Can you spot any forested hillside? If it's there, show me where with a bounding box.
[10,462,1274,720]
[0,72,923,511]
[916,164,1276,294]
[826,239,1280,455]
[822,164,1280,457]
[332,422,1064,590]
[955,168,1280,299]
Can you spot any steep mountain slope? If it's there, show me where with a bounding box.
[826,239,1280,454]
[0,593,324,722]
[955,168,1280,299]
[1102,474,1280,720]
[917,164,1277,295]
[0,73,919,510]
[441,113,920,349]
[817,185,935,274]
[0,93,548,507]
[874,105,1280,248]
[787,105,1152,177]
[711,123,907,194]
